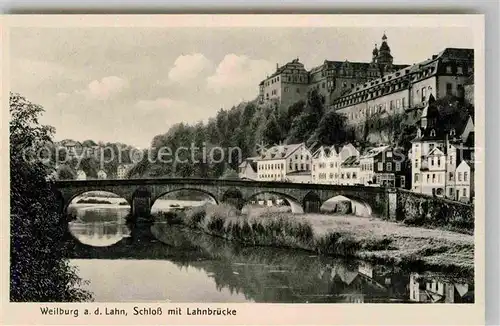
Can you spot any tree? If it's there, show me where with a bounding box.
[220,167,239,180]
[309,110,348,146]
[263,113,282,146]
[57,165,76,180]
[10,93,92,302]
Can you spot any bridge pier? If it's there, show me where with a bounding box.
[387,188,398,221]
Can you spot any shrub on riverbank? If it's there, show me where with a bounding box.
[180,204,474,273]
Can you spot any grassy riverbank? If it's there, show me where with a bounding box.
[160,204,473,275]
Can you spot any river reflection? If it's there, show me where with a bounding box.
[67,207,474,303]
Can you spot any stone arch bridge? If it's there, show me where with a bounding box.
[53,178,397,221]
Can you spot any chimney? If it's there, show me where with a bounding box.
[276,63,279,70]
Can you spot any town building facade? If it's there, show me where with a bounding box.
[410,97,475,202]
[256,143,312,182]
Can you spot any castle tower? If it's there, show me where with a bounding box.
[377,33,393,65]
[372,44,379,63]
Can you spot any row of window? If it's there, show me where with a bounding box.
[414,172,469,183]
[314,172,358,180]
[334,81,410,108]
[259,163,284,171]
[264,76,280,87]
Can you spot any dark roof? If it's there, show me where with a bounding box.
[341,155,360,167]
[286,170,311,176]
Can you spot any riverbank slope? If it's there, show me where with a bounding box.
[159,204,474,275]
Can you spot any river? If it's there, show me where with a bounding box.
[66,199,474,304]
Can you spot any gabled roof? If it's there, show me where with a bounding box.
[258,143,304,161]
[360,145,390,159]
[341,155,360,168]
[427,147,445,156]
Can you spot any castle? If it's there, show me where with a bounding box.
[258,33,474,127]
[258,33,409,110]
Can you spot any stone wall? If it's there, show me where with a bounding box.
[396,189,474,232]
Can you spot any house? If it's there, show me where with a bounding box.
[410,95,475,199]
[311,143,359,185]
[359,145,408,188]
[312,145,341,184]
[455,159,474,202]
[238,157,258,180]
[117,164,134,179]
[97,170,107,180]
[256,143,312,182]
[339,156,360,185]
[76,170,87,180]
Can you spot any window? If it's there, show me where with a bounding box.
[449,155,454,164]
[284,87,289,92]
[395,162,401,171]
[415,159,419,168]
[402,97,406,108]
[458,172,462,181]
[387,151,393,158]
[390,100,394,110]
[400,176,406,188]
[449,188,454,196]
[300,163,304,170]
[430,129,436,137]
[396,99,401,109]
[422,87,427,102]
[296,88,300,93]
[414,173,419,182]
[464,172,468,181]
[446,83,453,96]
[463,188,467,196]
[306,164,309,170]
[387,162,392,171]
[427,174,430,183]
[446,65,452,73]
[352,172,357,179]
[449,172,454,181]
[330,163,334,168]
[431,158,434,166]
[457,66,463,74]
[322,82,325,89]
[295,163,298,170]
[432,173,436,183]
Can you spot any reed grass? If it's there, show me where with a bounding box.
[178,204,474,273]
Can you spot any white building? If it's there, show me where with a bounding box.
[97,170,107,180]
[76,170,87,180]
[117,164,134,179]
[311,143,360,185]
[238,157,258,180]
[410,96,475,201]
[339,155,361,185]
[454,159,474,202]
[256,143,312,182]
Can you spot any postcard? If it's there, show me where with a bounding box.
[1,14,485,325]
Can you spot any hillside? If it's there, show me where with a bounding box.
[128,90,474,179]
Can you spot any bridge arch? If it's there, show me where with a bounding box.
[320,194,373,217]
[303,191,321,213]
[64,190,132,218]
[150,187,219,209]
[242,191,304,214]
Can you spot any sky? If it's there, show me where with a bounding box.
[10,26,474,148]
